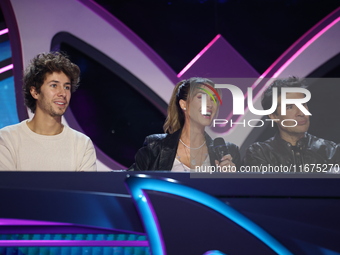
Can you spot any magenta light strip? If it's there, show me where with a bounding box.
[0,240,149,247]
[177,34,221,78]
[0,64,13,74]
[259,8,340,81]
[229,15,340,131]
[218,17,340,135]
[0,28,9,36]
[245,14,340,109]
[0,218,74,226]
[273,17,340,78]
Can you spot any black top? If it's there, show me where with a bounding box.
[129,129,241,171]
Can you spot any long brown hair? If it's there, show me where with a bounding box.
[163,77,217,134]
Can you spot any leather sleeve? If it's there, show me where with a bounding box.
[127,137,152,171]
[128,147,151,171]
[127,134,165,171]
[332,144,340,165]
[226,142,242,169]
[243,143,271,166]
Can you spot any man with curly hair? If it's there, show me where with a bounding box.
[0,52,97,171]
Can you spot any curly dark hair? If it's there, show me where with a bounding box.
[23,51,80,113]
[261,76,308,114]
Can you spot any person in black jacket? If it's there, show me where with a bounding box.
[129,77,240,171]
[244,76,340,172]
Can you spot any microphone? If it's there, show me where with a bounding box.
[213,137,228,162]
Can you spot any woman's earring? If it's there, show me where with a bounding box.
[183,108,186,110]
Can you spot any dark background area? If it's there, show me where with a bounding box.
[94,0,340,75]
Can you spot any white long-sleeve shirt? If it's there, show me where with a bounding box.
[0,120,97,171]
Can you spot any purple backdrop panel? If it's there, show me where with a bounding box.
[178,34,259,79]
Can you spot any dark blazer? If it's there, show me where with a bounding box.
[129,129,241,171]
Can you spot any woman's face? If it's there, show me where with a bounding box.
[186,85,219,128]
